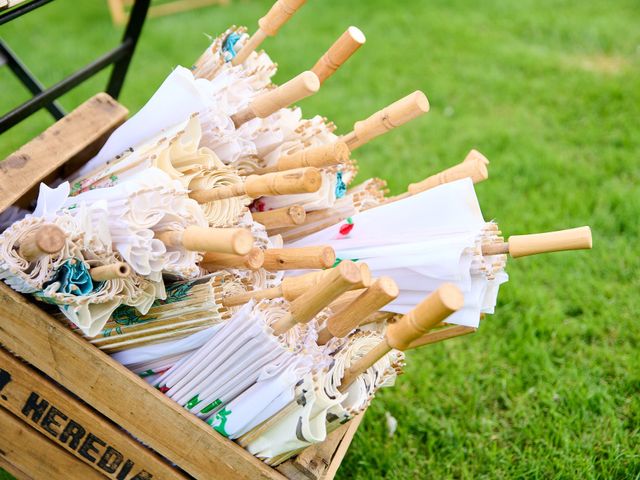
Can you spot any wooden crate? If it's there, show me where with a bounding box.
[0,93,363,480]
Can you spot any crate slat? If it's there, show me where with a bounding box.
[0,284,285,480]
[0,407,105,480]
[0,93,128,213]
[0,346,184,479]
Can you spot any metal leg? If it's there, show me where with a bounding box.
[0,39,65,120]
[106,0,151,99]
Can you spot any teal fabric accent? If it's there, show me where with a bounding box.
[43,258,95,296]
[222,33,242,62]
[335,172,347,199]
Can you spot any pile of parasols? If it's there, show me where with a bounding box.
[0,0,593,465]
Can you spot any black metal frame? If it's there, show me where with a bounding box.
[0,0,150,134]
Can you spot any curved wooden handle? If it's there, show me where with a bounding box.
[252,205,306,229]
[508,226,592,258]
[343,91,429,150]
[258,0,307,36]
[18,224,66,261]
[201,247,265,271]
[233,71,320,126]
[407,157,489,195]
[275,142,350,172]
[263,245,335,271]
[244,167,322,198]
[386,283,464,350]
[325,276,399,339]
[90,262,131,281]
[312,26,366,84]
[156,227,254,255]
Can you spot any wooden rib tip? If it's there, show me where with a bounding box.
[288,205,306,224]
[436,283,465,312]
[36,225,66,254]
[359,263,372,288]
[299,71,321,93]
[246,248,266,270]
[347,26,366,44]
[320,246,337,268]
[377,276,400,298]
[232,229,255,256]
[336,260,362,284]
[412,90,430,113]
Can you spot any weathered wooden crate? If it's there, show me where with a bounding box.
[0,93,363,480]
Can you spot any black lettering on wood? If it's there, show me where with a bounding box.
[131,470,153,480]
[78,433,106,463]
[21,392,49,423]
[0,369,11,393]
[117,459,134,480]
[131,471,154,479]
[40,405,68,438]
[59,419,86,450]
[97,446,124,474]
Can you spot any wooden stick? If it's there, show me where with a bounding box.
[339,283,463,390]
[252,205,306,229]
[89,262,131,281]
[481,226,592,258]
[221,262,371,307]
[17,224,66,261]
[232,0,307,65]
[311,26,366,84]
[252,142,350,174]
[341,91,429,150]
[262,245,335,271]
[231,71,320,127]
[156,226,254,255]
[201,247,265,271]
[407,325,477,350]
[189,167,322,203]
[408,157,489,195]
[317,277,399,344]
[271,260,362,335]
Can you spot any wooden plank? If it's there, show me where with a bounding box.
[0,347,185,480]
[322,413,365,480]
[0,93,128,213]
[277,413,365,480]
[0,284,284,480]
[0,456,33,480]
[0,407,105,480]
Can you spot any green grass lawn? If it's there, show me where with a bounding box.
[1,0,639,478]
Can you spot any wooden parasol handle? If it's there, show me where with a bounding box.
[262,245,335,271]
[256,142,351,174]
[311,26,366,84]
[317,276,399,344]
[481,226,593,258]
[407,325,477,350]
[201,247,265,271]
[232,0,307,65]
[342,91,429,150]
[407,157,489,195]
[221,262,370,307]
[231,71,320,127]
[271,260,362,335]
[18,224,66,261]
[156,226,254,255]
[340,283,463,390]
[252,205,306,229]
[190,167,322,203]
[89,262,131,281]
[464,149,490,165]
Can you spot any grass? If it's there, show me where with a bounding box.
[1,0,639,478]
